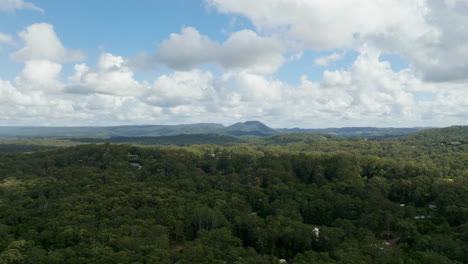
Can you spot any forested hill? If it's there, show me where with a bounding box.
[67,134,241,146]
[0,122,434,139]
[225,121,278,136]
[0,122,278,139]
[0,142,466,263]
[397,125,468,146]
[277,127,431,138]
[0,123,226,138]
[60,133,334,146]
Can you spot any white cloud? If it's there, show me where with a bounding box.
[233,71,283,102]
[144,49,465,127]
[155,27,284,74]
[314,52,344,66]
[96,52,124,70]
[0,79,41,106]
[405,0,468,81]
[73,93,125,112]
[144,70,214,107]
[0,20,466,127]
[207,0,427,49]
[67,53,143,96]
[286,50,467,127]
[156,27,219,70]
[0,49,466,126]
[220,30,284,73]
[207,0,468,82]
[15,60,63,92]
[12,23,85,62]
[0,0,43,13]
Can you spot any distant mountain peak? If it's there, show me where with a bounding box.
[244,120,264,125]
[226,121,277,136]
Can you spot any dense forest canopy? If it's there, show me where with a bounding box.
[0,126,466,263]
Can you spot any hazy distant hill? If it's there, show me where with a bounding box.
[225,121,278,136]
[68,134,241,146]
[64,132,339,146]
[277,126,431,138]
[0,123,225,138]
[0,121,278,139]
[0,121,438,140]
[107,123,226,137]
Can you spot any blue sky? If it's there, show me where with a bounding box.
[0,0,466,127]
[0,0,241,78]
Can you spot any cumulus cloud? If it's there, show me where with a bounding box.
[0,50,466,126]
[0,79,40,106]
[15,60,63,92]
[219,30,284,73]
[207,0,393,61]
[155,27,284,74]
[0,77,73,125]
[144,70,214,107]
[12,23,85,62]
[233,71,284,102]
[333,49,413,108]
[0,0,43,13]
[156,27,219,70]
[142,48,466,127]
[0,73,158,126]
[67,53,143,96]
[404,0,468,81]
[207,0,468,82]
[207,0,428,49]
[0,19,466,127]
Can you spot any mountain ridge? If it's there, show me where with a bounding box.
[225,121,278,136]
[0,121,444,139]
